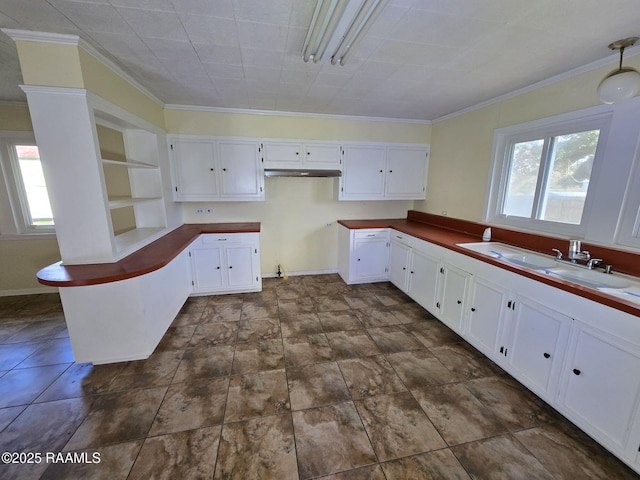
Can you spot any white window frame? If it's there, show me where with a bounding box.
[0,131,55,236]
[485,108,613,238]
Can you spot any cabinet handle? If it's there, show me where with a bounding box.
[367,234,375,237]
[296,152,299,155]
[543,352,551,359]
[470,307,476,312]
[307,151,310,155]
[223,168,227,171]
[389,170,393,173]
[410,270,414,274]
[572,368,581,375]
[402,267,406,270]
[229,266,233,269]
[379,170,383,173]
[436,302,440,308]
[216,266,220,270]
[217,238,227,241]
[210,168,214,171]
[357,258,361,261]
[457,300,462,304]
[507,300,512,308]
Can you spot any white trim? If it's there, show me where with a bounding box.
[262,268,338,278]
[1,29,80,45]
[434,46,640,124]
[20,85,87,97]
[164,104,431,125]
[3,29,164,108]
[484,104,614,238]
[0,286,58,297]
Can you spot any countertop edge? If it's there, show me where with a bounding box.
[37,223,261,287]
[338,219,640,318]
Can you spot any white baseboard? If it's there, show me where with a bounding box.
[0,286,59,297]
[263,269,338,278]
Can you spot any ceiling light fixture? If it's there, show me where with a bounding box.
[302,0,389,66]
[597,36,640,104]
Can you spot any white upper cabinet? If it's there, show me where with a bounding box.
[340,144,387,199]
[385,146,429,198]
[262,139,342,170]
[218,139,262,198]
[169,135,263,202]
[172,137,218,199]
[339,143,429,200]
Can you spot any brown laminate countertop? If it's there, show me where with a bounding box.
[36,223,260,287]
[338,215,640,318]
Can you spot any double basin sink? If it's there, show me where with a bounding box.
[457,242,640,303]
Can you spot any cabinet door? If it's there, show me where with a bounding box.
[559,323,640,450]
[172,139,218,200]
[388,240,410,291]
[385,146,428,199]
[262,140,303,168]
[506,297,571,400]
[218,139,263,199]
[466,278,509,359]
[407,249,439,312]
[340,145,386,200]
[224,244,256,289]
[304,143,342,169]
[353,238,389,281]
[191,246,224,292]
[436,264,469,333]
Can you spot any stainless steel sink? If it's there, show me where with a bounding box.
[457,242,557,269]
[457,241,640,302]
[539,267,632,289]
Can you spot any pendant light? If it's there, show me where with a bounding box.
[597,37,640,104]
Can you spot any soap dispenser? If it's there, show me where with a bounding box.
[482,227,491,242]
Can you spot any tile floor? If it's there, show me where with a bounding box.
[0,274,638,479]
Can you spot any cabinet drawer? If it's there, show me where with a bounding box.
[354,229,389,240]
[390,230,410,245]
[199,233,255,245]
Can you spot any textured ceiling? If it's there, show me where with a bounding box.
[0,0,639,120]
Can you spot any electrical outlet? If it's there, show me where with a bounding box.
[206,208,215,214]
[325,222,333,227]
[195,208,204,214]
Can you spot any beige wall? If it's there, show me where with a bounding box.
[415,55,640,221]
[168,108,431,274]
[0,105,61,294]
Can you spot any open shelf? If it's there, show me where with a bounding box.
[108,196,162,209]
[102,158,157,169]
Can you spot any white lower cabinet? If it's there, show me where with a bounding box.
[504,297,572,400]
[388,237,410,290]
[558,321,640,453]
[435,263,470,334]
[466,277,509,359]
[189,233,261,294]
[337,226,389,284]
[342,225,640,474]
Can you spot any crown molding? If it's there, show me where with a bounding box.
[164,104,431,125]
[433,46,640,123]
[1,29,163,107]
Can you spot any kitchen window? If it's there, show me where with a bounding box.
[0,133,55,235]
[485,111,612,237]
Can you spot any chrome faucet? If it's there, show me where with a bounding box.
[552,240,612,272]
[567,239,590,261]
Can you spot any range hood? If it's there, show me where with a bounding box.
[264,168,342,178]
